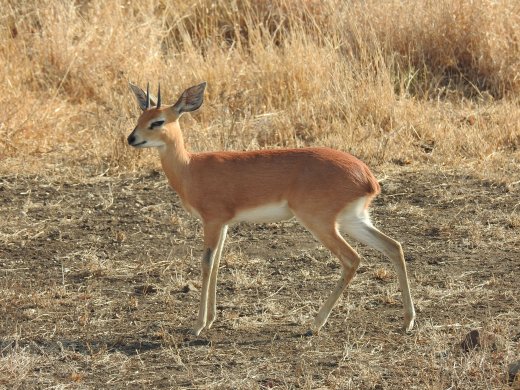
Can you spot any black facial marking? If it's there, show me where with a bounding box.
[150,120,165,129]
[203,248,213,265]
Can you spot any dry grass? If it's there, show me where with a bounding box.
[1,0,520,389]
[1,0,519,178]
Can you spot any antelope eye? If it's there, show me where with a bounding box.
[150,120,165,129]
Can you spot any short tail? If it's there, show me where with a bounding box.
[363,165,380,209]
[365,165,381,196]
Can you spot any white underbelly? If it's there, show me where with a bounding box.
[231,201,294,223]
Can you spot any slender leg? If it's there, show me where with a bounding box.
[309,228,361,333]
[206,225,228,329]
[193,222,224,336]
[294,213,362,333]
[342,220,416,331]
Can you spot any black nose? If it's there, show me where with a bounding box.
[127,134,135,145]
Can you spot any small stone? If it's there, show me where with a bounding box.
[461,329,480,352]
[182,283,198,293]
[460,329,504,353]
[508,360,520,385]
[23,308,37,320]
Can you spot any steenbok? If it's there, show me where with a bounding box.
[127,82,415,336]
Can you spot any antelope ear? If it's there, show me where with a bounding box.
[172,82,207,116]
[129,83,157,111]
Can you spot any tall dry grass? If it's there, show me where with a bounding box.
[0,0,519,178]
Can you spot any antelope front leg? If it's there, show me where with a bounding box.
[193,222,223,336]
[206,225,228,329]
[193,248,213,335]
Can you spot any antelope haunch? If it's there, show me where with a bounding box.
[127,82,415,336]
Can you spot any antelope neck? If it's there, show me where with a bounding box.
[158,122,191,193]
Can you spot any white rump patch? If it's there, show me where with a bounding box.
[231,201,294,224]
[337,197,373,231]
[337,196,391,251]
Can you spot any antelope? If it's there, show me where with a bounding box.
[127,82,415,336]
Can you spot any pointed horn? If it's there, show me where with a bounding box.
[146,82,150,109]
[157,83,161,109]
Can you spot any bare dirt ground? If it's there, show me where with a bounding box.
[1,165,519,389]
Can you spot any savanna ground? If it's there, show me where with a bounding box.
[1,1,519,389]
